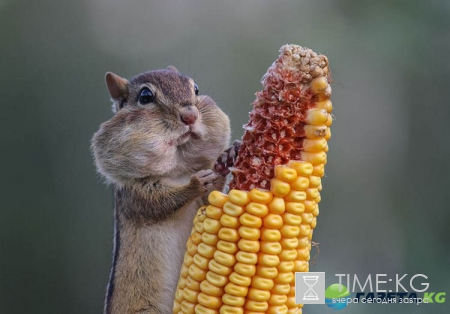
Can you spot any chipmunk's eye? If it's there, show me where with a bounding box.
[138,88,155,104]
[194,83,199,96]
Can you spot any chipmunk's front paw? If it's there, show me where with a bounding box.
[190,169,218,194]
[214,140,242,176]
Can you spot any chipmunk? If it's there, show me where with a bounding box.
[91,66,239,314]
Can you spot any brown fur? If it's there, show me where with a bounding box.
[91,68,231,313]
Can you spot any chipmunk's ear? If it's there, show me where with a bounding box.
[166,65,179,73]
[105,72,129,113]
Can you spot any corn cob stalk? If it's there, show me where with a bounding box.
[173,44,332,314]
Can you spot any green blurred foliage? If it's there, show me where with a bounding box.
[1,0,449,313]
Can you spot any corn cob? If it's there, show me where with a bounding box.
[173,44,332,314]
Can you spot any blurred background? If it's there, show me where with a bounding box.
[1,0,449,313]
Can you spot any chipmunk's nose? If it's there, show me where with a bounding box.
[180,107,198,125]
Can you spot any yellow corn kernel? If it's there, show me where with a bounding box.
[198,243,216,258]
[268,197,285,214]
[208,191,228,208]
[228,190,251,206]
[180,264,189,278]
[216,240,238,255]
[187,241,198,256]
[222,293,245,307]
[238,239,260,253]
[188,264,207,282]
[288,285,296,296]
[302,138,328,153]
[267,305,289,314]
[300,213,313,225]
[270,178,291,197]
[287,160,313,176]
[293,260,309,272]
[202,232,219,246]
[260,241,282,255]
[306,188,319,200]
[286,296,297,308]
[325,113,333,127]
[247,288,271,301]
[195,304,219,314]
[312,164,325,177]
[310,76,328,94]
[214,250,236,267]
[194,253,210,270]
[262,213,283,229]
[282,212,302,225]
[325,127,331,141]
[223,201,244,217]
[284,191,306,202]
[303,200,316,213]
[238,226,260,241]
[297,247,310,260]
[310,217,317,229]
[290,176,309,191]
[277,261,295,273]
[207,271,229,287]
[239,213,262,228]
[183,287,200,303]
[217,240,238,254]
[185,276,200,292]
[180,300,195,314]
[251,276,274,291]
[280,238,299,250]
[208,259,232,276]
[260,228,281,242]
[198,292,222,309]
[305,108,328,125]
[178,277,186,290]
[297,237,309,248]
[219,305,243,314]
[229,272,252,287]
[234,262,256,277]
[309,176,321,187]
[245,202,269,217]
[206,205,223,220]
[194,221,204,233]
[184,253,194,266]
[218,228,240,243]
[274,272,294,284]
[236,251,258,264]
[298,224,311,237]
[300,151,327,165]
[175,287,185,302]
[245,300,268,312]
[255,266,278,279]
[173,300,181,313]
[268,294,288,305]
[312,205,319,217]
[280,225,300,238]
[203,218,221,234]
[304,124,328,139]
[224,282,248,297]
[275,165,298,182]
[200,279,224,297]
[257,253,280,267]
[315,99,332,112]
[249,188,273,204]
[220,214,240,229]
[191,232,202,245]
[285,202,305,215]
[270,283,290,295]
[279,249,298,261]
[315,194,322,203]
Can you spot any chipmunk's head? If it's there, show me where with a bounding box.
[91,66,230,186]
